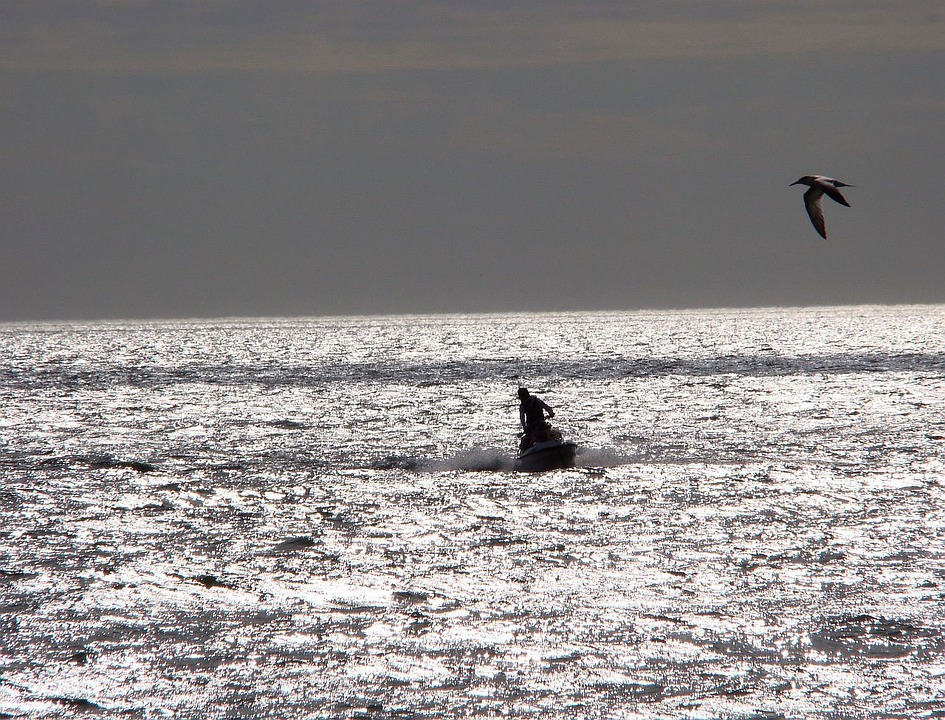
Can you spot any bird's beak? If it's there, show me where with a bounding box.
[789,181,800,186]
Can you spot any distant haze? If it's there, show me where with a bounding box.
[2,2,944,321]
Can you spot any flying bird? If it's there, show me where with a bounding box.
[790,175,853,239]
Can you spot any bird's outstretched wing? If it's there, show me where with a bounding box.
[822,183,851,207]
[803,187,827,239]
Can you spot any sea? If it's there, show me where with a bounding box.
[1,305,944,719]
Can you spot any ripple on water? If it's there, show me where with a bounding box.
[1,307,944,718]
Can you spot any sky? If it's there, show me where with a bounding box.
[2,1,945,321]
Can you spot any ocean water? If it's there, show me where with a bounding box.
[1,305,944,719]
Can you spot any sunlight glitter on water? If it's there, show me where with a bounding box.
[1,306,944,718]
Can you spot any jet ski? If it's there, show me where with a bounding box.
[515,423,577,472]
[515,438,578,472]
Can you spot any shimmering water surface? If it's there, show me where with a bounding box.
[1,306,944,719]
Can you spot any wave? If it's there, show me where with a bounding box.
[421,448,515,472]
[4,350,943,393]
[371,445,647,473]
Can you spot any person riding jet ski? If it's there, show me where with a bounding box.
[517,387,558,452]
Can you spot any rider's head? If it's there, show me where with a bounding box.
[517,387,530,401]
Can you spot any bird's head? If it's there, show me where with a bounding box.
[790,176,815,187]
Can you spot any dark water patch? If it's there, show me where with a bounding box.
[764,548,847,566]
[328,602,386,615]
[371,455,423,471]
[588,680,665,701]
[270,536,320,554]
[68,650,90,665]
[229,418,309,431]
[90,458,157,473]
[153,481,183,491]
[478,534,528,548]
[192,574,234,590]
[0,569,37,582]
[267,419,308,430]
[37,454,156,473]
[135,500,174,514]
[810,614,943,659]
[392,590,429,604]
[5,350,945,393]
[1,600,34,614]
[642,613,692,626]
[49,696,104,711]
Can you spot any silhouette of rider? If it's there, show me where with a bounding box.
[517,387,554,450]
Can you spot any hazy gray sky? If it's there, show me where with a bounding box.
[3,1,944,320]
